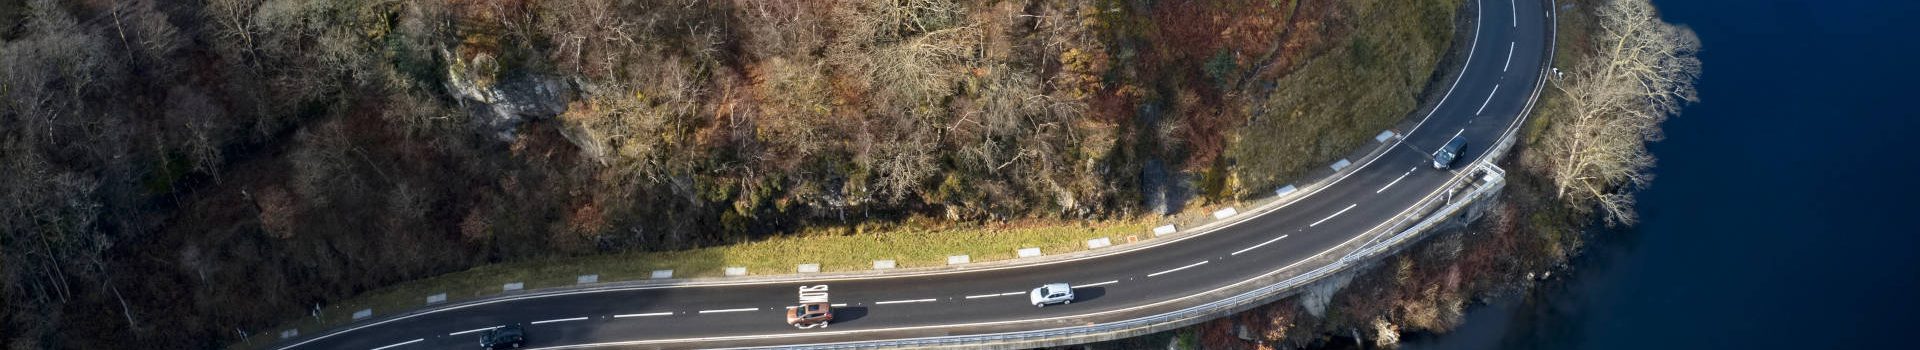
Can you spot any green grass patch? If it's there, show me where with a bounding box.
[1229,0,1464,196]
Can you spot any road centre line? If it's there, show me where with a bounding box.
[613,312,674,318]
[447,326,499,336]
[1505,42,1515,71]
[698,308,758,314]
[369,339,422,350]
[1511,0,1518,27]
[787,303,849,309]
[1080,280,1119,288]
[875,299,938,305]
[1147,261,1209,278]
[1231,234,1291,256]
[1377,170,1413,194]
[965,292,1025,299]
[1309,204,1359,228]
[530,317,589,325]
[1476,85,1501,115]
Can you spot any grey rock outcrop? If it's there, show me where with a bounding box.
[445,53,571,141]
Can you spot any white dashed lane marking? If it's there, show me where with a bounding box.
[875,299,938,305]
[613,312,673,318]
[1147,261,1209,278]
[1231,234,1291,256]
[447,326,499,336]
[1504,42,1515,72]
[1080,280,1119,288]
[1377,168,1414,194]
[965,292,1025,299]
[1476,85,1501,115]
[784,303,848,309]
[370,338,423,350]
[1309,204,1359,228]
[698,308,758,314]
[530,317,589,325]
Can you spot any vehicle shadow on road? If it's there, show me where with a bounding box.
[835,306,868,324]
[1071,287,1106,303]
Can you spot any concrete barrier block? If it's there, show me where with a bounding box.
[947,255,971,265]
[502,282,523,292]
[352,309,372,321]
[425,293,446,305]
[279,329,299,340]
[1330,159,1352,171]
[1153,224,1178,236]
[650,270,673,279]
[872,260,896,269]
[1017,247,1043,258]
[797,264,820,273]
[1086,237,1112,249]
[1274,184,1298,197]
[1375,130,1397,142]
[576,274,598,284]
[724,267,747,276]
[1213,207,1239,219]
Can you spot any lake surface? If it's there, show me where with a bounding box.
[1403,0,1920,349]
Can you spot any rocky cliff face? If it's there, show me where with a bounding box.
[445,52,571,142]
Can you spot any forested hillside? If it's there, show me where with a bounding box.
[0,0,1456,347]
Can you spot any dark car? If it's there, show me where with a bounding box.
[479,325,525,349]
[1432,134,1469,170]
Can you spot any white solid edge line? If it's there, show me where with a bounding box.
[1402,0,1483,137]
[447,326,500,336]
[1504,42,1516,72]
[697,308,758,314]
[275,1,1512,349]
[1147,261,1209,278]
[1079,280,1119,288]
[613,312,673,318]
[964,292,1024,299]
[1476,84,1501,115]
[1377,171,1412,194]
[524,3,1555,348]
[531,317,590,325]
[369,338,422,350]
[875,299,938,305]
[1231,234,1291,256]
[1309,204,1359,228]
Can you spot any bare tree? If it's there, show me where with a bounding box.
[205,0,265,67]
[107,0,184,75]
[1545,0,1701,225]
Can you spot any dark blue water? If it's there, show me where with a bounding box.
[1405,0,1920,349]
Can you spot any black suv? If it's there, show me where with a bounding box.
[478,325,526,349]
[1432,134,1469,170]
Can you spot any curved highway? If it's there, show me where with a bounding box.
[279,0,1551,348]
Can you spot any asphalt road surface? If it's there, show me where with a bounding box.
[279,0,1551,348]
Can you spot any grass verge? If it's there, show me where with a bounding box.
[1229,0,1464,195]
